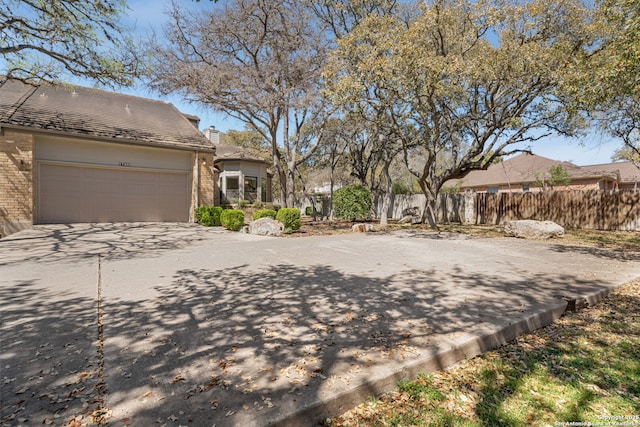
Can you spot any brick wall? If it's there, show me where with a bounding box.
[0,130,34,237]
[198,152,216,206]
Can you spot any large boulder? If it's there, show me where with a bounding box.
[504,220,564,239]
[248,217,284,236]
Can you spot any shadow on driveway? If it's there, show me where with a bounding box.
[101,262,610,426]
[0,223,224,267]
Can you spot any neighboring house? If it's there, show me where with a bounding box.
[203,126,272,204]
[446,153,639,193]
[0,78,217,237]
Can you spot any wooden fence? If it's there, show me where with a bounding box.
[474,190,640,231]
[382,190,639,231]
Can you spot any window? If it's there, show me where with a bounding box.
[522,184,530,192]
[226,176,239,190]
[244,176,257,192]
[487,187,499,194]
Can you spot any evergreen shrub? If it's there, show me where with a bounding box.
[220,209,245,231]
[333,185,372,221]
[253,209,277,220]
[275,208,301,230]
[195,206,223,226]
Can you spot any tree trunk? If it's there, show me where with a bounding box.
[286,165,296,208]
[379,158,392,225]
[329,176,335,220]
[419,181,440,229]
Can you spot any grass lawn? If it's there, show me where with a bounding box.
[322,226,639,427]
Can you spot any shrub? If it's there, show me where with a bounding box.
[253,200,264,209]
[195,206,223,227]
[220,209,245,231]
[210,206,223,226]
[333,185,372,221]
[253,209,277,220]
[196,207,213,226]
[238,199,249,209]
[275,208,301,230]
[305,206,313,216]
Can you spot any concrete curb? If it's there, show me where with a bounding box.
[268,299,572,426]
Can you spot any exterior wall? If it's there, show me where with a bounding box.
[217,160,270,203]
[0,130,34,237]
[198,152,216,206]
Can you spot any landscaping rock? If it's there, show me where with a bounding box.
[352,223,376,233]
[504,220,564,239]
[398,207,422,224]
[248,218,284,236]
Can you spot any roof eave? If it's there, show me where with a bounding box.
[0,123,215,153]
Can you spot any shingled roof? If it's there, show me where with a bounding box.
[447,153,633,189]
[0,78,214,152]
[214,144,270,164]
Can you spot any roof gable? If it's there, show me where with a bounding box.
[0,78,213,152]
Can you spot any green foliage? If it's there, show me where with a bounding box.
[220,209,245,231]
[238,199,249,209]
[441,182,463,194]
[275,208,301,231]
[253,209,277,220]
[536,165,572,190]
[195,206,223,226]
[253,200,264,209]
[305,206,314,216]
[333,185,372,221]
[392,181,413,195]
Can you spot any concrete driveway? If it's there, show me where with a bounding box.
[1,223,638,426]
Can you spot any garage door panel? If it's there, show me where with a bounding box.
[38,163,190,223]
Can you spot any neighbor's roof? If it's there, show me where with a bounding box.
[581,161,640,184]
[449,153,622,188]
[213,144,270,164]
[0,78,214,152]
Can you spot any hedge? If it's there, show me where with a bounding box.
[275,208,301,230]
[195,206,223,226]
[253,209,277,220]
[220,209,245,231]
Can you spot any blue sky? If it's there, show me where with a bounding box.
[5,0,624,166]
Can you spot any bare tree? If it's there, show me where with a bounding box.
[1,0,142,86]
[150,0,327,207]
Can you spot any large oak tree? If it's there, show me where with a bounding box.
[325,0,593,226]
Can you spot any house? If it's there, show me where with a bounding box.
[203,126,272,204]
[446,153,639,193]
[0,78,217,237]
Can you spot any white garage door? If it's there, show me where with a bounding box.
[38,163,191,223]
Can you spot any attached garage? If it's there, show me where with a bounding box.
[34,136,193,224]
[0,78,217,237]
